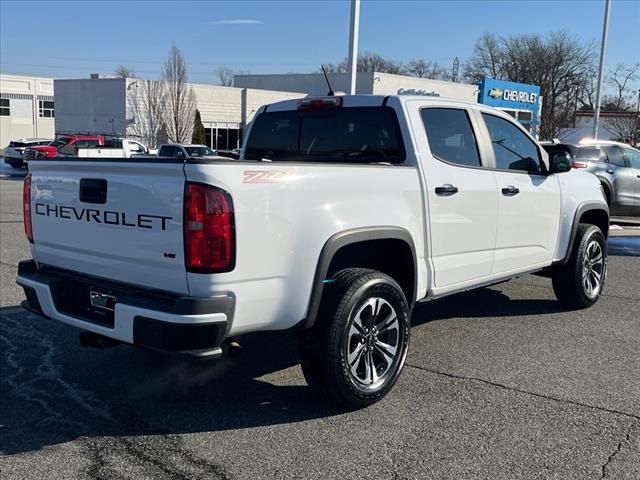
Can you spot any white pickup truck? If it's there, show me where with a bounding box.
[17,95,609,408]
[77,138,151,158]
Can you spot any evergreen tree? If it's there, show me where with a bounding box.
[192,109,206,145]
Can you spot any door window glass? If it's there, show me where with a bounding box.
[604,146,627,167]
[623,148,640,169]
[421,108,481,167]
[482,113,542,173]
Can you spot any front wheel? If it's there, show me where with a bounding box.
[552,224,607,309]
[299,268,410,409]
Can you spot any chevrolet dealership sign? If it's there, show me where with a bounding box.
[479,78,541,108]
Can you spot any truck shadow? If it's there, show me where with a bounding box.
[0,283,564,456]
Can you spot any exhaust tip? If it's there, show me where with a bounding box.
[223,339,243,358]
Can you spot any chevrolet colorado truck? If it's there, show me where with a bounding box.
[17,95,609,408]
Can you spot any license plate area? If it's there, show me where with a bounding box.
[90,290,116,312]
[49,280,115,328]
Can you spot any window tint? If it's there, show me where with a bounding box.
[482,113,542,173]
[245,107,405,163]
[160,146,177,156]
[604,146,626,167]
[623,148,640,169]
[575,147,606,162]
[421,108,481,167]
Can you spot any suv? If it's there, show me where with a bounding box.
[542,140,640,217]
[18,95,609,408]
[23,134,105,163]
[4,138,53,168]
[157,144,218,159]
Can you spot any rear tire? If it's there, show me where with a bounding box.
[552,224,607,309]
[299,268,410,409]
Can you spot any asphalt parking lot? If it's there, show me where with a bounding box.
[1,173,639,480]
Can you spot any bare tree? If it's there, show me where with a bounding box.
[161,44,196,143]
[114,65,136,78]
[605,112,640,144]
[323,52,405,74]
[127,79,166,148]
[463,31,596,139]
[606,63,640,110]
[215,66,235,86]
[406,59,448,80]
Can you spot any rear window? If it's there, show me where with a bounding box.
[9,141,27,148]
[245,107,405,163]
[575,147,605,161]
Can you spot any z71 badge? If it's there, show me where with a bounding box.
[243,170,293,184]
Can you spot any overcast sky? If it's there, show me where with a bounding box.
[1,0,638,85]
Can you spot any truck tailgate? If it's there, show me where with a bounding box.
[29,161,189,295]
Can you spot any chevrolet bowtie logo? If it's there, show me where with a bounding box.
[488,88,503,99]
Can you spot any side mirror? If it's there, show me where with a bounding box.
[176,150,185,159]
[550,151,572,173]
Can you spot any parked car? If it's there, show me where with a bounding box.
[3,138,53,168]
[157,144,219,159]
[542,140,640,217]
[18,95,609,408]
[23,134,105,163]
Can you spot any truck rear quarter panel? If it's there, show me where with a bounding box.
[184,162,426,335]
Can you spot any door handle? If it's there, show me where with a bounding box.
[435,184,459,196]
[606,169,614,174]
[501,185,520,196]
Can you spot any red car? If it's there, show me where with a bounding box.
[23,134,105,163]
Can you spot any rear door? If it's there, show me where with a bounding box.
[603,146,637,215]
[30,160,189,294]
[411,104,499,289]
[478,111,561,274]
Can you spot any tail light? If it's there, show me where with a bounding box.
[184,183,235,272]
[571,161,588,169]
[23,174,33,243]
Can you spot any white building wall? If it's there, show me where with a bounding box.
[0,74,55,149]
[54,78,127,135]
[373,73,478,102]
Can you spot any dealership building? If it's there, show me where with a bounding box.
[2,71,549,151]
[0,73,56,149]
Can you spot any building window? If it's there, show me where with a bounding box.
[38,100,55,118]
[0,98,9,116]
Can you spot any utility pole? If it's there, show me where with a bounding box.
[347,0,360,95]
[592,0,611,139]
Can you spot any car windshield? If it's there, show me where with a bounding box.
[184,146,216,157]
[244,106,405,163]
[9,141,27,148]
[50,137,72,148]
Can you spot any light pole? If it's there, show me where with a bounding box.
[347,0,361,95]
[592,0,611,139]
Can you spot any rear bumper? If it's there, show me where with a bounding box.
[16,260,233,356]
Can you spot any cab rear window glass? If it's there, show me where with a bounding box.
[244,107,405,163]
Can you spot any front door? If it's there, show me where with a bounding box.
[478,112,561,275]
[411,104,499,289]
